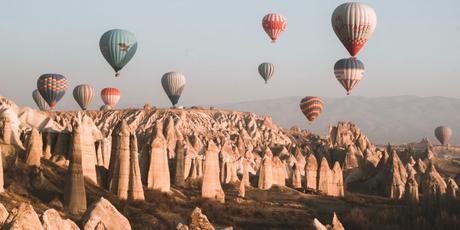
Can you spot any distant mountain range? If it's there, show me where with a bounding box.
[216,96,460,145]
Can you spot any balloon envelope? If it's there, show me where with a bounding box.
[434,126,452,145]
[161,72,186,106]
[258,62,275,83]
[334,58,365,95]
[299,96,324,123]
[37,74,68,108]
[262,13,287,43]
[73,84,95,110]
[32,89,49,111]
[99,29,137,77]
[101,88,121,107]
[100,105,112,111]
[332,3,377,56]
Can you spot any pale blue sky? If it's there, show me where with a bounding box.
[1,0,459,109]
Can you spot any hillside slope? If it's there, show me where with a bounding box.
[217,96,460,145]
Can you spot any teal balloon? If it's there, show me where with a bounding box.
[99,29,137,77]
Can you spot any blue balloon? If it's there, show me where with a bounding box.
[99,29,138,77]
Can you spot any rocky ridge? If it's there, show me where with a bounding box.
[0,96,458,229]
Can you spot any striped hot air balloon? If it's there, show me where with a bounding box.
[73,84,95,110]
[332,3,377,56]
[37,74,68,109]
[334,57,365,95]
[258,62,275,84]
[32,89,49,111]
[161,72,186,106]
[99,29,138,77]
[435,126,452,146]
[262,13,287,43]
[299,96,324,123]
[101,87,121,108]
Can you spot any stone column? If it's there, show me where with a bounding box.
[63,120,87,215]
[202,140,225,203]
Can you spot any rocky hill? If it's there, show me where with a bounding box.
[0,96,459,229]
[218,96,460,145]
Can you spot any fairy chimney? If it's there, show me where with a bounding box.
[128,133,145,201]
[42,132,55,159]
[108,120,131,200]
[220,140,238,184]
[294,149,306,175]
[421,164,447,204]
[292,162,302,189]
[305,154,318,190]
[242,157,251,186]
[202,140,225,203]
[81,116,99,184]
[272,156,286,187]
[102,136,112,169]
[63,119,87,215]
[239,158,250,198]
[147,122,170,192]
[163,117,177,159]
[258,147,273,190]
[175,139,187,187]
[317,157,330,194]
[386,151,407,199]
[329,161,344,197]
[404,169,419,204]
[25,128,43,167]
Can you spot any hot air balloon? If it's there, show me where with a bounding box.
[435,126,452,146]
[334,57,365,95]
[100,105,112,111]
[99,29,138,77]
[101,87,121,108]
[73,84,95,110]
[332,3,377,56]
[258,62,275,84]
[32,89,49,111]
[37,74,68,109]
[161,72,186,107]
[262,13,287,43]
[299,96,324,124]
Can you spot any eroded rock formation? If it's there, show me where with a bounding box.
[147,122,170,192]
[25,128,42,167]
[318,157,331,194]
[5,203,44,230]
[177,207,217,230]
[258,147,273,190]
[81,197,131,230]
[63,118,87,215]
[313,212,345,230]
[41,209,79,230]
[202,140,225,203]
[421,164,447,204]
[305,154,318,190]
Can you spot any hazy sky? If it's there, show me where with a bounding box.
[1,0,459,110]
